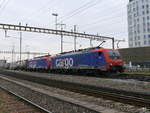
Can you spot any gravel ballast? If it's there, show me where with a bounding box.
[0,88,43,113]
[0,75,126,113]
[7,70,150,95]
[0,75,149,113]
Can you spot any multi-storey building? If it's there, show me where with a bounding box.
[127,0,150,47]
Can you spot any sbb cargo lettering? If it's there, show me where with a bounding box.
[56,58,73,67]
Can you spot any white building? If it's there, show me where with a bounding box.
[127,0,150,47]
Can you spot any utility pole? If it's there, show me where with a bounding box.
[90,38,93,47]
[57,22,66,53]
[5,30,7,38]
[11,44,15,64]
[115,39,125,49]
[19,22,22,64]
[25,45,30,60]
[74,25,77,51]
[112,38,115,49]
[52,13,58,32]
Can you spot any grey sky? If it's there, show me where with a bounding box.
[0,0,128,61]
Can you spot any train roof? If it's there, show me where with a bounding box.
[34,55,51,58]
[56,46,104,56]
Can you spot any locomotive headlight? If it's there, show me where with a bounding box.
[110,63,113,66]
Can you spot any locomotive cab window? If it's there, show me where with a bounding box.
[98,52,104,60]
[108,50,121,59]
[98,52,102,56]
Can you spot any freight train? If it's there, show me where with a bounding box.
[11,46,124,74]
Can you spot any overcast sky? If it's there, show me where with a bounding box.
[0,0,129,61]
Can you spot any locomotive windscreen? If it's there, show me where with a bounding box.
[108,50,121,59]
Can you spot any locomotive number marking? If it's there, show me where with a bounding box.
[56,58,73,67]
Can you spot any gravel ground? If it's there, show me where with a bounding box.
[0,88,43,113]
[0,75,150,113]
[0,76,103,113]
[12,71,150,95]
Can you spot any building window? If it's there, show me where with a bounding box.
[144,35,146,39]
[143,17,145,21]
[135,42,137,46]
[143,28,146,33]
[134,31,137,34]
[147,22,150,26]
[147,10,149,14]
[136,6,139,10]
[144,40,147,45]
[129,37,133,41]
[142,5,145,9]
[138,42,141,46]
[149,40,150,44]
[146,4,149,8]
[138,36,140,40]
[147,16,149,20]
[143,11,145,15]
[137,12,139,16]
[148,28,150,32]
[143,22,146,26]
[148,34,150,38]
[134,13,136,17]
[135,36,137,40]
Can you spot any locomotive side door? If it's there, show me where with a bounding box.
[98,52,106,71]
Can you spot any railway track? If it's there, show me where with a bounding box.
[39,71,150,82]
[0,87,52,113]
[105,73,150,82]
[0,70,150,109]
[15,70,150,82]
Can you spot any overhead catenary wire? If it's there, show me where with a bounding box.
[0,0,10,16]
[58,0,97,21]
[71,0,127,40]
[57,0,102,23]
[0,0,8,9]
[0,0,128,51]
[57,0,127,34]
[80,8,127,31]
[11,0,58,23]
[79,1,127,28]
[0,0,5,8]
[25,0,57,21]
[59,0,125,23]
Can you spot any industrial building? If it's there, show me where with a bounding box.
[119,47,150,67]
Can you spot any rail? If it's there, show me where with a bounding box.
[0,70,150,108]
[0,86,52,113]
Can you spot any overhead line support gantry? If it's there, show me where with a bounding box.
[0,23,115,49]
